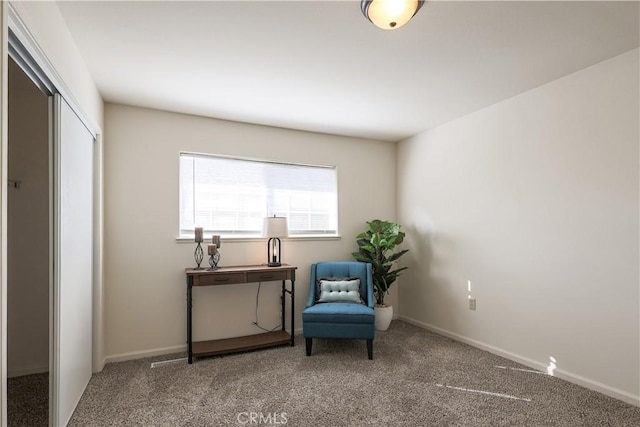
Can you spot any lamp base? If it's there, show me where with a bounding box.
[267,237,282,268]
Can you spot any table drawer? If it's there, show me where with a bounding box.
[246,270,289,282]
[194,272,245,286]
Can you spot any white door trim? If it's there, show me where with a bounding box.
[0,2,9,426]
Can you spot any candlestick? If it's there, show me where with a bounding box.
[208,251,220,270]
[194,242,203,270]
[210,235,222,267]
[194,227,203,243]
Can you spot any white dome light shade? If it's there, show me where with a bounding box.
[361,0,424,30]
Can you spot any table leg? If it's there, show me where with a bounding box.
[187,276,193,364]
[281,280,285,332]
[290,276,295,346]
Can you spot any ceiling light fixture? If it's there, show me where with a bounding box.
[361,0,424,30]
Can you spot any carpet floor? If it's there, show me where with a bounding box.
[68,321,640,426]
[7,372,48,427]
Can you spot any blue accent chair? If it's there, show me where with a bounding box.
[302,262,375,359]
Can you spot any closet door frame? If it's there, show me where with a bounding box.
[0,3,8,423]
[1,4,104,426]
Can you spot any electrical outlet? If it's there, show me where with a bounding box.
[468,298,476,311]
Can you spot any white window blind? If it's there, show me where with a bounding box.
[179,153,338,237]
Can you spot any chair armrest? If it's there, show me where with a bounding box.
[365,263,375,308]
[306,263,318,308]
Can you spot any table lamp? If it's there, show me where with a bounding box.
[264,216,288,267]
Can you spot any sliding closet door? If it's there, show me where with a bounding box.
[51,93,94,427]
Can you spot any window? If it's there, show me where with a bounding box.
[179,153,338,238]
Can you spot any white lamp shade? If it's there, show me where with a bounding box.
[364,0,421,30]
[264,216,289,238]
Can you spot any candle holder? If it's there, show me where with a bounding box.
[208,235,222,270]
[208,252,220,270]
[194,242,204,270]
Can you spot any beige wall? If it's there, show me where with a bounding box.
[7,58,49,376]
[397,49,640,405]
[103,104,397,361]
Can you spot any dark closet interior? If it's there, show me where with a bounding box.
[7,56,50,427]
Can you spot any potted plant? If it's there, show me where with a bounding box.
[352,219,409,331]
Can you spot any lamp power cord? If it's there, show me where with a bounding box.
[252,282,281,332]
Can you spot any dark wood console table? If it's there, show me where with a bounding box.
[185,264,296,364]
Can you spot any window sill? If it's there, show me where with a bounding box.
[175,235,341,243]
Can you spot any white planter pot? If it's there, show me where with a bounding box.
[374,305,393,331]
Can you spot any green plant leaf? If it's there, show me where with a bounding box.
[387,249,409,263]
[351,219,409,305]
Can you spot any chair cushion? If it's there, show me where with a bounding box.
[302,302,374,325]
[317,278,361,303]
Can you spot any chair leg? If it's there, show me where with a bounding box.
[367,339,373,360]
[305,337,312,356]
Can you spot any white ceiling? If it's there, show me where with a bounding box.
[57,1,639,142]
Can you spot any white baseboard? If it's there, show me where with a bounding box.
[398,315,640,407]
[8,365,48,378]
[93,356,107,374]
